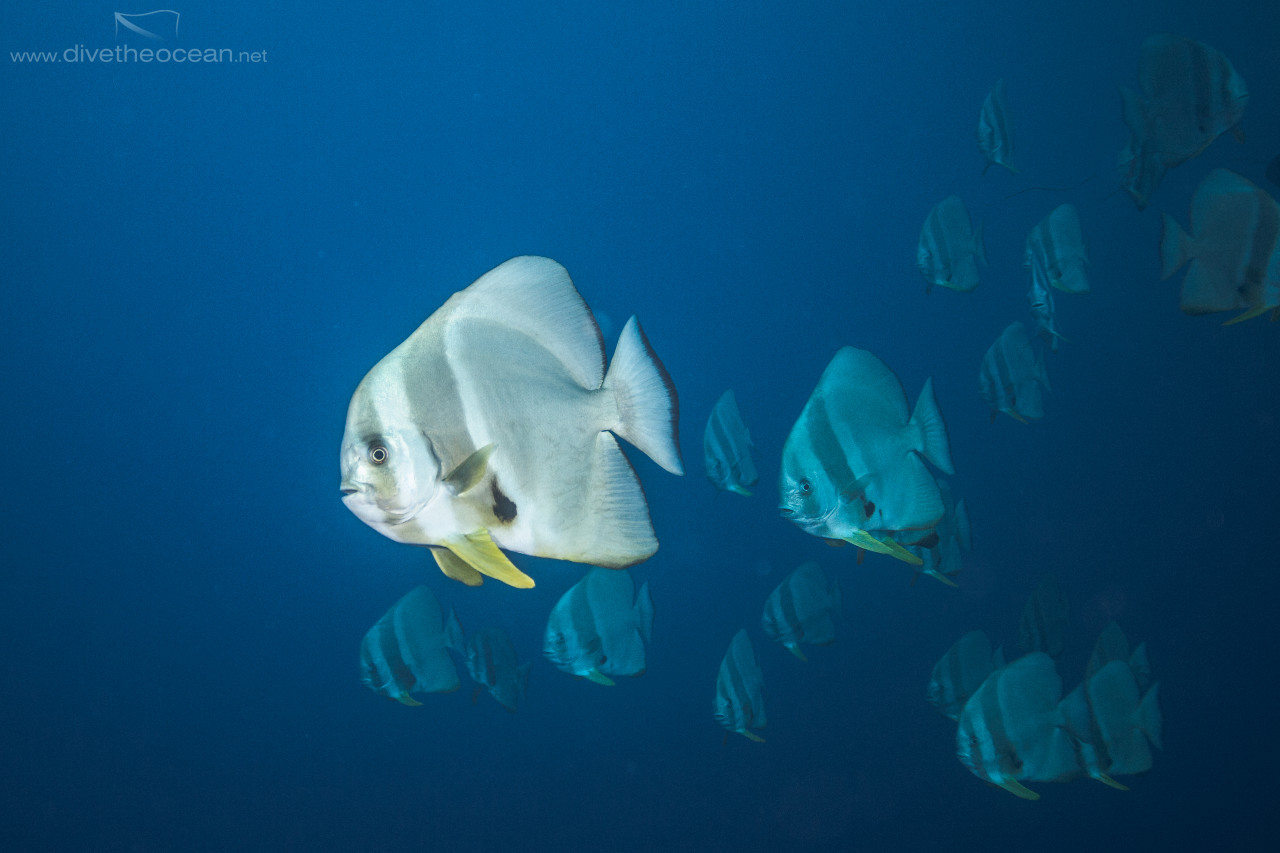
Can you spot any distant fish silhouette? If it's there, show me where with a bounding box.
[761,562,841,660]
[713,629,767,742]
[703,390,759,496]
[978,79,1018,175]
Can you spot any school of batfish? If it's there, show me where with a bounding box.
[340,32,1270,796]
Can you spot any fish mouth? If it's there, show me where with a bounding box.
[339,483,415,523]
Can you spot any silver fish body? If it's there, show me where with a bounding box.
[928,630,997,721]
[780,347,954,564]
[713,628,766,742]
[340,256,684,589]
[917,196,985,293]
[359,585,460,706]
[1160,169,1280,324]
[979,321,1049,423]
[703,389,758,496]
[761,562,841,660]
[977,79,1016,174]
[543,567,653,685]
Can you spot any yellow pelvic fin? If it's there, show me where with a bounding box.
[728,484,753,497]
[843,531,923,566]
[740,730,766,743]
[584,669,616,687]
[395,694,423,707]
[929,570,960,588]
[788,644,809,663]
[998,778,1040,800]
[444,444,496,494]
[1222,304,1272,326]
[1094,773,1130,791]
[431,546,484,587]
[1005,409,1030,425]
[445,529,535,589]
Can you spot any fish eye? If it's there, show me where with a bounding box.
[368,442,389,465]
[799,478,812,494]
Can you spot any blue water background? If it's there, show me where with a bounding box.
[3,2,1279,850]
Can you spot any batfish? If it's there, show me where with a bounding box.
[713,628,767,742]
[359,585,462,706]
[780,347,954,564]
[543,567,653,685]
[340,256,684,589]
[978,78,1017,175]
[703,389,758,496]
[761,561,841,660]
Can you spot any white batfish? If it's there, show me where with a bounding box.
[978,78,1017,175]
[1137,34,1247,169]
[780,347,954,565]
[928,630,998,721]
[761,561,841,661]
[956,652,1079,800]
[1087,622,1153,695]
[340,256,684,589]
[1025,204,1090,295]
[917,195,986,294]
[1160,168,1280,324]
[465,626,530,712]
[1120,34,1248,209]
[1059,660,1162,789]
[714,628,767,742]
[979,321,1049,423]
[703,389,759,496]
[1027,248,1067,352]
[360,585,462,706]
[543,567,654,686]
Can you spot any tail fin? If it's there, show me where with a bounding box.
[1159,214,1192,280]
[635,580,655,645]
[605,316,684,475]
[910,377,955,475]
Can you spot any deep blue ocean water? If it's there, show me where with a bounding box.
[4,2,1279,850]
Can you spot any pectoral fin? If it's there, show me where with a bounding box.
[444,444,496,494]
[431,546,484,587]
[444,529,535,588]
